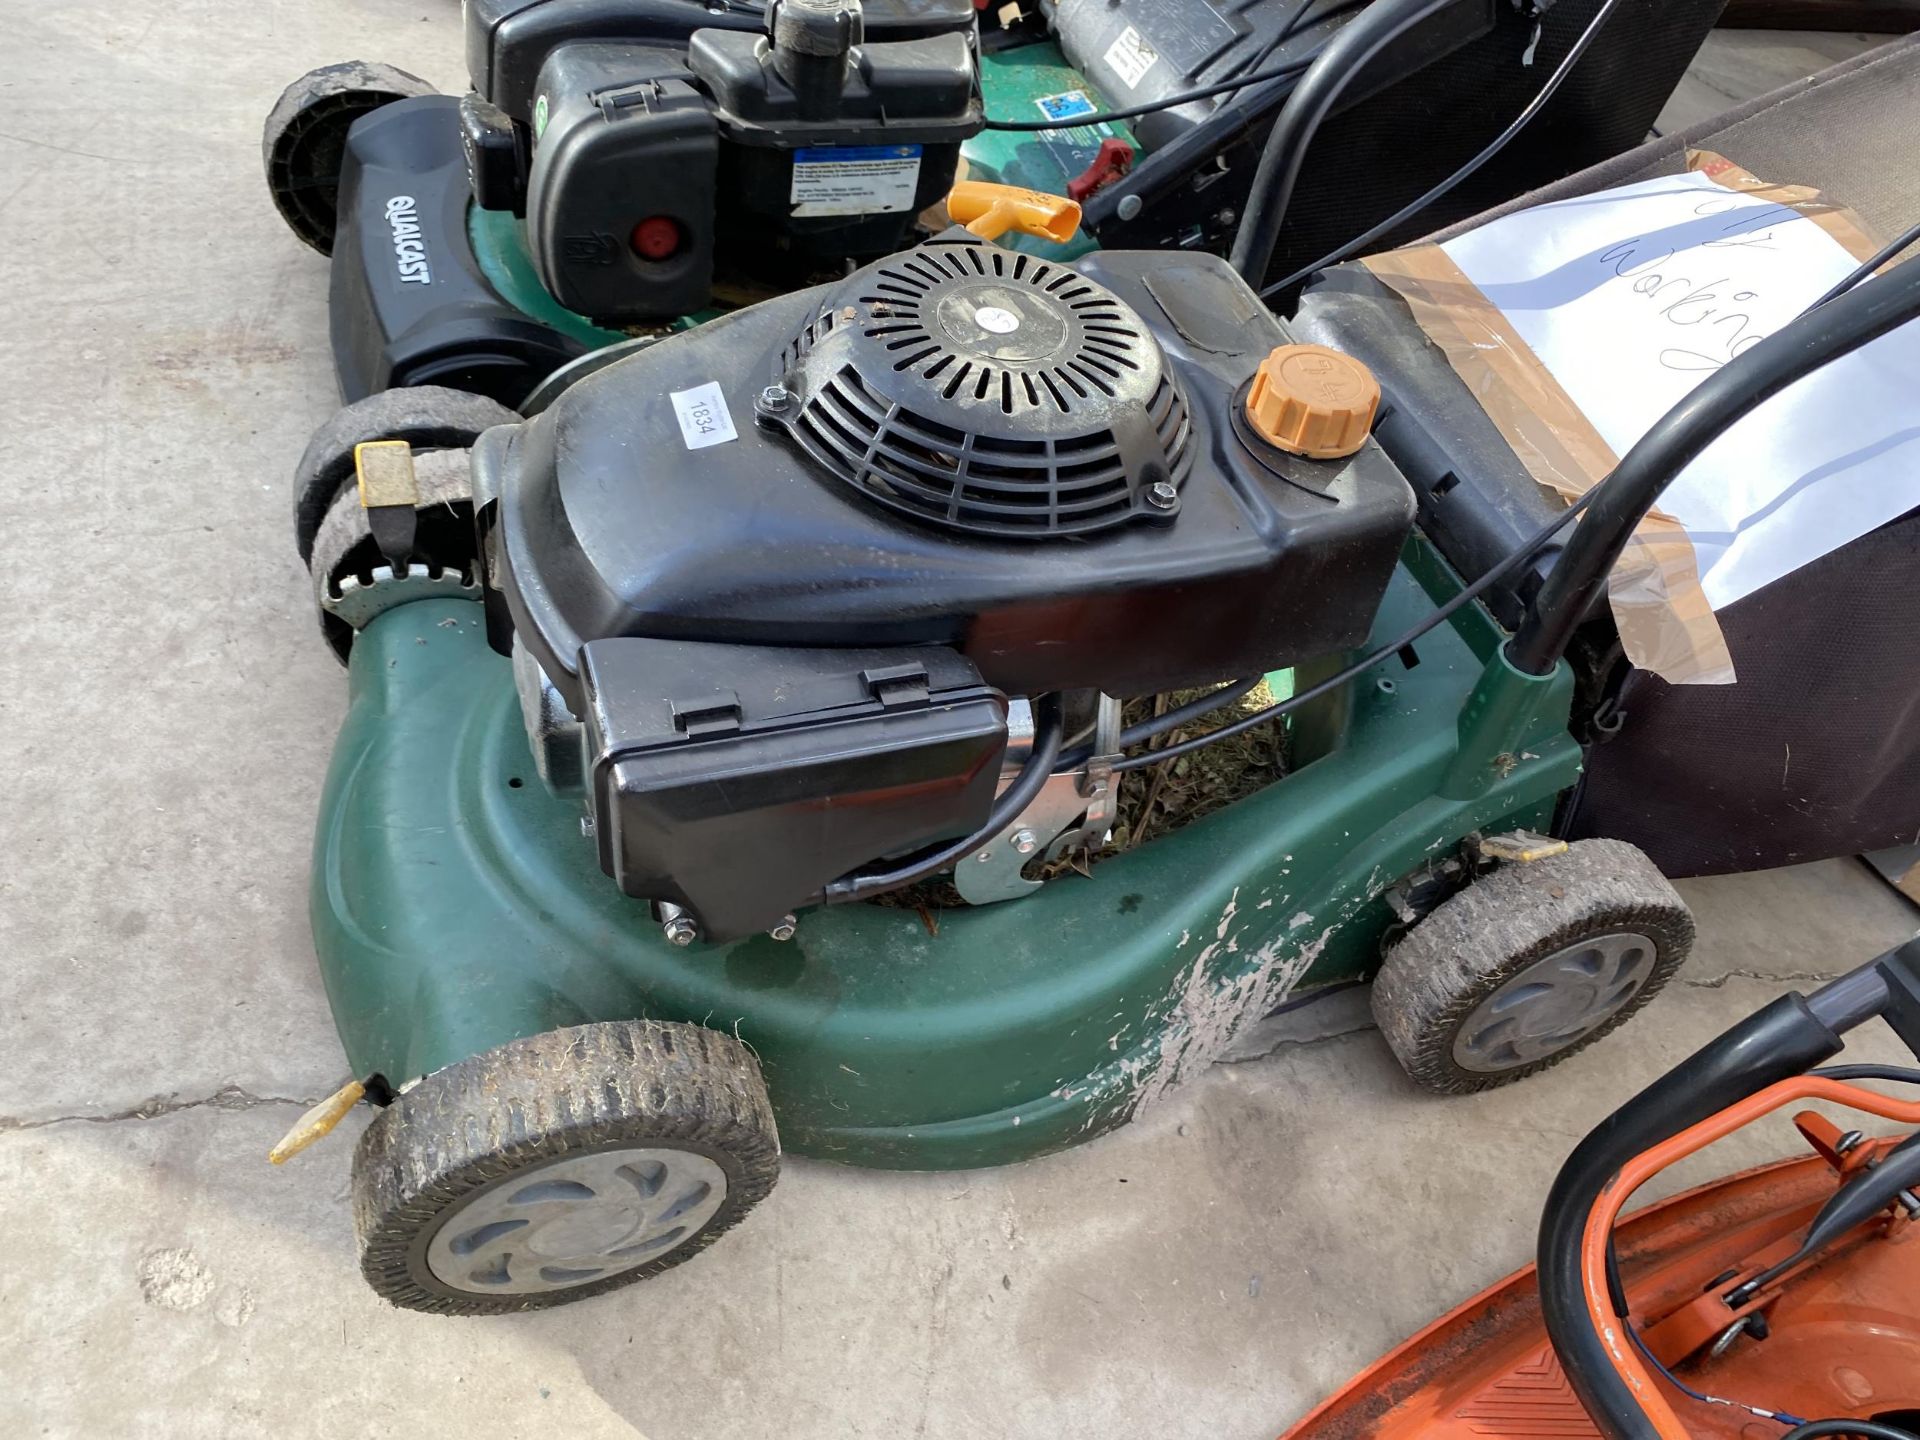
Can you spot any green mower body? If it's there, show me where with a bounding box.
[312,544,1577,1172]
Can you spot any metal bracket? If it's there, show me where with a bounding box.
[511,640,586,794]
[1046,695,1122,862]
[1476,829,1570,864]
[954,696,1122,906]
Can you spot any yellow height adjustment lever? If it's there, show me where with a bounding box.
[945,181,1082,245]
[268,1078,367,1164]
[354,438,421,574]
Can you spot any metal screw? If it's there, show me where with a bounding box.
[1146,481,1179,511]
[1835,1129,1866,1155]
[1012,829,1038,856]
[759,383,791,411]
[1214,208,1237,228]
[768,914,797,942]
[975,850,993,864]
[1116,194,1143,222]
[579,814,596,839]
[662,914,699,946]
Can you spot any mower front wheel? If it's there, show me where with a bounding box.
[1372,839,1693,1096]
[293,385,518,565]
[263,61,437,253]
[353,1020,780,1315]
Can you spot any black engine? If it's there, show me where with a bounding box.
[461,0,982,324]
[476,233,1415,940]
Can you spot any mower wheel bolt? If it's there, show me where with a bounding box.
[1146,481,1178,511]
[759,383,791,412]
[768,915,797,942]
[1012,829,1038,855]
[663,915,699,946]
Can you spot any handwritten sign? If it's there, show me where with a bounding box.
[1441,169,1920,613]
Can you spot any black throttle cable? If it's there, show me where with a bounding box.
[1078,252,1920,772]
[1082,488,1597,776]
[982,58,1313,133]
[821,694,1066,902]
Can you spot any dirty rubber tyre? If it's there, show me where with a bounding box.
[353,1021,780,1316]
[1371,839,1694,1096]
[263,61,437,253]
[293,386,518,565]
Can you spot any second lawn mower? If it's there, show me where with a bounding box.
[262,0,1721,415]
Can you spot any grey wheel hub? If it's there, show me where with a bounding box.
[1451,931,1659,1074]
[426,1147,728,1295]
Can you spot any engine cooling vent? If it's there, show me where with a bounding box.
[771,241,1193,540]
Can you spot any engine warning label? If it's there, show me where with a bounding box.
[790,145,924,218]
[1035,90,1098,123]
[1102,26,1159,90]
[670,381,737,451]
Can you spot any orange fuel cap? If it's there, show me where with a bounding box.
[1245,344,1380,459]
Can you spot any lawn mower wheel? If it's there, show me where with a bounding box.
[1371,838,1693,1096]
[353,1020,780,1315]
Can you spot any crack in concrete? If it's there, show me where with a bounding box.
[0,1083,324,1134]
[1676,967,1845,991]
[1225,1022,1379,1062]
[1268,1022,1377,1052]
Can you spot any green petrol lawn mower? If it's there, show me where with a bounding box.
[261,0,1720,417]
[255,0,1825,1316]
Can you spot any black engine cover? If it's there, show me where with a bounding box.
[479,240,1416,706]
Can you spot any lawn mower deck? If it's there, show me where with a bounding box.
[313,551,1577,1168]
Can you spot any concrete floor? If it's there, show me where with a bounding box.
[1657,26,1902,130]
[1,6,1913,1437]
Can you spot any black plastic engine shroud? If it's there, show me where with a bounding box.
[478,239,1417,708]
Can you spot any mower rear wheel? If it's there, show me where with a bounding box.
[1371,839,1693,1095]
[353,1020,780,1315]
[293,385,518,565]
[263,61,437,253]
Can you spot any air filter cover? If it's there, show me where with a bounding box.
[771,237,1193,539]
